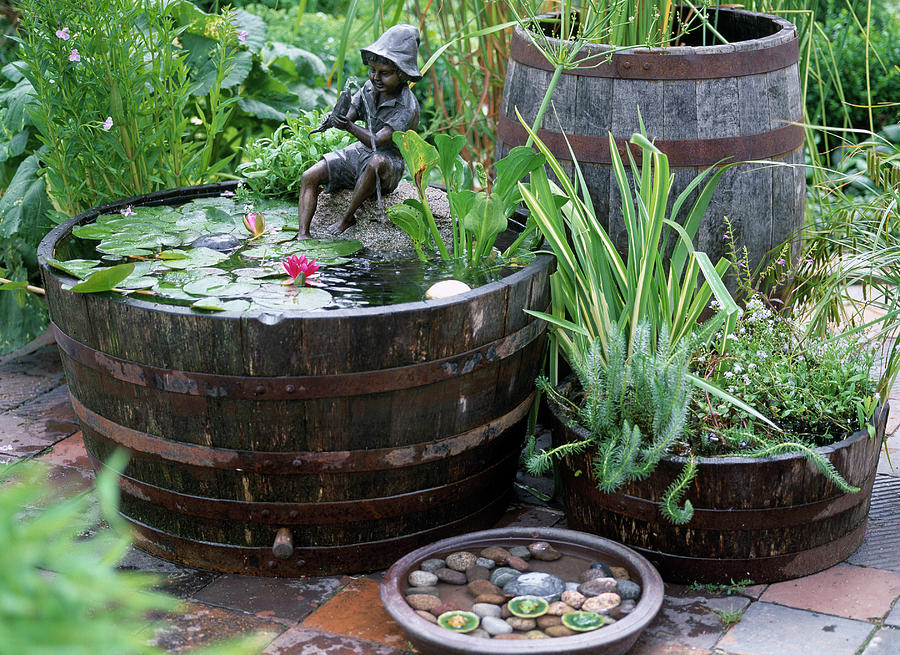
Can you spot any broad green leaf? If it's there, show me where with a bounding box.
[492,146,545,210]
[0,281,27,290]
[232,8,267,52]
[0,154,49,247]
[463,193,507,259]
[47,258,102,279]
[391,130,438,188]
[69,264,135,293]
[434,133,467,192]
[386,201,426,243]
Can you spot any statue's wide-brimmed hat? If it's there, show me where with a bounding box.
[360,24,422,81]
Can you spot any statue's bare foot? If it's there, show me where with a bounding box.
[295,231,313,240]
[327,218,355,236]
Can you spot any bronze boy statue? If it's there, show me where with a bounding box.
[296,24,422,239]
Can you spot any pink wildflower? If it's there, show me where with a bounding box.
[102,116,113,131]
[722,233,730,241]
[120,205,135,216]
[69,49,80,62]
[56,27,70,40]
[281,254,319,286]
[238,30,248,44]
[777,258,786,266]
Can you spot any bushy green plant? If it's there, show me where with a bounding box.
[0,453,175,654]
[530,321,699,524]
[691,294,878,451]
[387,129,544,263]
[236,108,353,196]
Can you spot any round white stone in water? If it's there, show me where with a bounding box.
[425,279,471,299]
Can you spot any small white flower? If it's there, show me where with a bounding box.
[724,371,734,379]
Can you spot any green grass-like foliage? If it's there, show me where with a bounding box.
[0,452,174,654]
[532,321,698,524]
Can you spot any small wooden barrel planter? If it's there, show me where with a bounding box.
[497,7,805,272]
[546,381,889,584]
[38,183,552,576]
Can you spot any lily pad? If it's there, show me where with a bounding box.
[47,258,102,279]
[182,276,260,297]
[158,247,229,270]
[252,287,332,312]
[190,297,251,312]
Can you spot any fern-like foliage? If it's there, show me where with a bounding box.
[661,457,698,524]
[741,439,860,493]
[539,320,696,523]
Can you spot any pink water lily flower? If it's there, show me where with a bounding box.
[242,210,266,238]
[120,205,135,216]
[281,254,319,285]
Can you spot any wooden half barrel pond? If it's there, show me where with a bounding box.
[497,7,805,273]
[37,183,552,576]
[547,382,890,584]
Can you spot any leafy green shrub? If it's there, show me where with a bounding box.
[236,109,353,196]
[690,294,878,453]
[0,453,175,654]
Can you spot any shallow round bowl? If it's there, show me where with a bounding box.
[380,526,664,655]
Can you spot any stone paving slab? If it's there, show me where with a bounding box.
[492,504,565,529]
[642,585,752,650]
[262,627,412,655]
[300,577,410,651]
[862,626,900,654]
[193,574,348,625]
[10,385,75,422]
[0,343,64,411]
[118,547,219,599]
[884,600,900,627]
[627,636,713,654]
[760,563,900,621]
[148,601,285,653]
[0,411,79,457]
[716,602,874,655]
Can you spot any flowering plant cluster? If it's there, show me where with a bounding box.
[687,295,878,456]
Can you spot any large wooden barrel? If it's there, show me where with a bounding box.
[497,7,805,273]
[38,183,551,576]
[547,383,888,584]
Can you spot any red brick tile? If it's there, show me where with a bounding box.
[761,564,900,621]
[36,432,92,470]
[300,577,409,650]
[263,627,412,655]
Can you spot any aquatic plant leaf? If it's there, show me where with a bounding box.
[463,193,506,259]
[492,146,544,210]
[392,130,438,188]
[386,200,426,242]
[46,258,102,279]
[182,276,260,297]
[252,287,332,312]
[68,263,135,293]
[158,247,228,270]
[191,297,252,312]
[72,223,117,240]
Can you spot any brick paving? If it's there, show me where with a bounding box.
[2,333,900,654]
